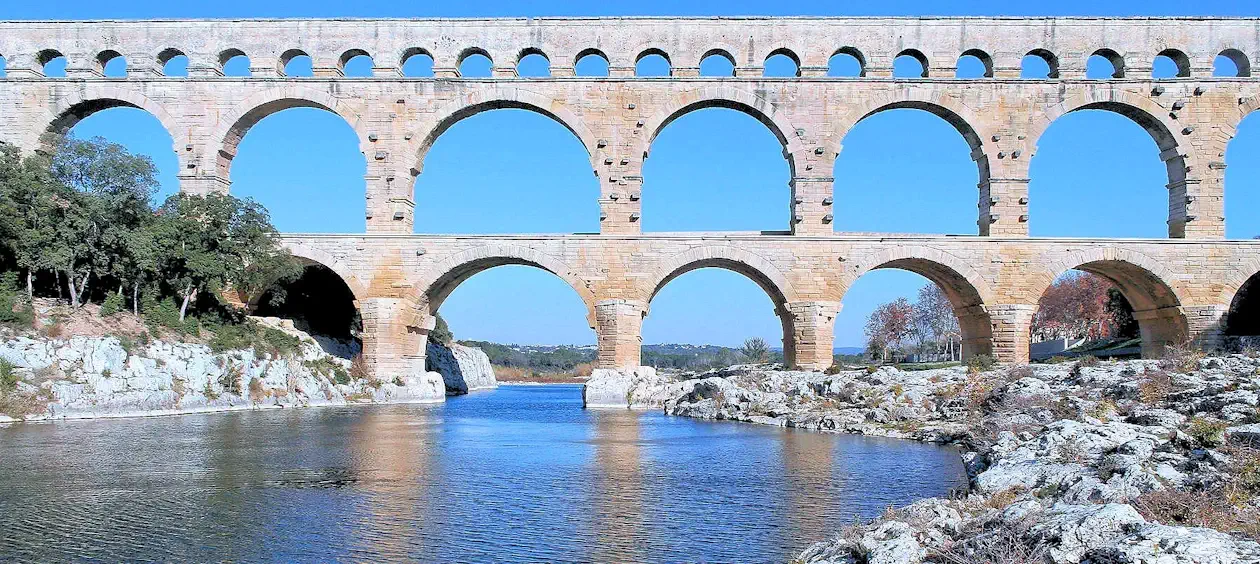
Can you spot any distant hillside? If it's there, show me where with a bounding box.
[458,341,866,373]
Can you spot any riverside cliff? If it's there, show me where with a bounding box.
[0,317,495,423]
[585,356,1260,563]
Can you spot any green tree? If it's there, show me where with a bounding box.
[152,193,298,321]
[47,136,160,308]
[740,336,769,362]
[430,312,454,345]
[0,145,60,302]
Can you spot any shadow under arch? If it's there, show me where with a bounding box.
[837,95,990,233]
[1225,268,1260,337]
[211,86,366,183]
[645,245,800,362]
[246,242,369,357]
[1036,249,1188,357]
[1031,90,1188,237]
[843,249,995,359]
[411,90,598,177]
[32,90,179,156]
[417,244,597,328]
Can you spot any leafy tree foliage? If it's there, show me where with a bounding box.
[1033,271,1137,342]
[0,136,298,324]
[740,336,769,362]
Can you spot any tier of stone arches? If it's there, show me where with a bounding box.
[14,84,1260,237]
[6,43,1253,80]
[259,239,1259,375]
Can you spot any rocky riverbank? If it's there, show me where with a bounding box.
[0,319,496,423]
[584,356,1260,563]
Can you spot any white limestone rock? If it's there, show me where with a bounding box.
[582,366,679,408]
[425,341,497,394]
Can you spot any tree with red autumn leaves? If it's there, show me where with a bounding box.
[865,297,914,362]
[1032,271,1138,342]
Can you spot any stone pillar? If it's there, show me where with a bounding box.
[433,67,459,78]
[1134,305,1190,358]
[672,66,700,77]
[492,66,518,78]
[608,66,635,78]
[799,65,828,78]
[1184,304,1229,351]
[2,54,44,78]
[359,297,430,381]
[604,137,642,235]
[783,301,840,370]
[595,299,645,368]
[792,135,836,236]
[988,304,1035,363]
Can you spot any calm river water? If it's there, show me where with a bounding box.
[0,385,966,563]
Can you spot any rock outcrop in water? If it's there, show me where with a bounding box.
[592,357,1260,563]
[0,320,451,423]
[425,341,497,394]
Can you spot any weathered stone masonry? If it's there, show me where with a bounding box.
[2,17,1260,377]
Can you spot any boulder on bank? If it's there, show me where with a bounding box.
[582,366,680,408]
[425,341,497,394]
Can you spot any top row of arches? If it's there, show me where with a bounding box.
[0,46,1254,80]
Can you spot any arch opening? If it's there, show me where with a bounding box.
[764,49,800,77]
[893,49,928,78]
[1216,49,1252,77]
[158,48,188,77]
[838,260,991,363]
[1226,271,1260,338]
[253,262,363,359]
[224,106,366,232]
[1030,103,1182,237]
[1087,49,1125,79]
[575,49,609,76]
[642,106,792,231]
[401,48,435,77]
[414,107,598,234]
[97,50,126,77]
[1031,270,1140,360]
[699,49,735,77]
[1041,261,1186,358]
[280,49,313,77]
[828,47,865,77]
[219,49,251,77]
[835,103,985,234]
[957,49,993,78]
[636,49,671,77]
[340,50,374,77]
[0,54,6,77]
[1022,49,1059,78]
[1225,111,1260,238]
[54,105,180,202]
[38,49,66,77]
[458,49,492,77]
[646,265,790,368]
[516,50,551,77]
[1153,49,1191,78]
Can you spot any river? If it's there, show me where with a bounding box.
[0,384,966,563]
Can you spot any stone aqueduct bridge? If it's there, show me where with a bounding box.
[3,17,1260,377]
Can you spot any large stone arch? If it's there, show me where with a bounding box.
[1032,248,1189,357]
[644,244,801,364]
[636,86,806,175]
[833,92,992,234]
[644,245,798,306]
[416,244,597,327]
[1029,89,1189,237]
[281,241,369,301]
[410,88,599,177]
[210,86,367,183]
[27,88,179,156]
[843,246,996,359]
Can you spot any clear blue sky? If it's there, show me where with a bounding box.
[21,0,1260,348]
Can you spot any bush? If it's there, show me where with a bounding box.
[430,313,453,346]
[143,297,185,333]
[0,274,33,327]
[1138,370,1174,404]
[1188,417,1229,447]
[967,354,996,373]
[1076,355,1100,368]
[100,292,125,317]
[0,359,17,393]
[349,355,371,381]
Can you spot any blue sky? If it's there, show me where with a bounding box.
[18,0,1260,348]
